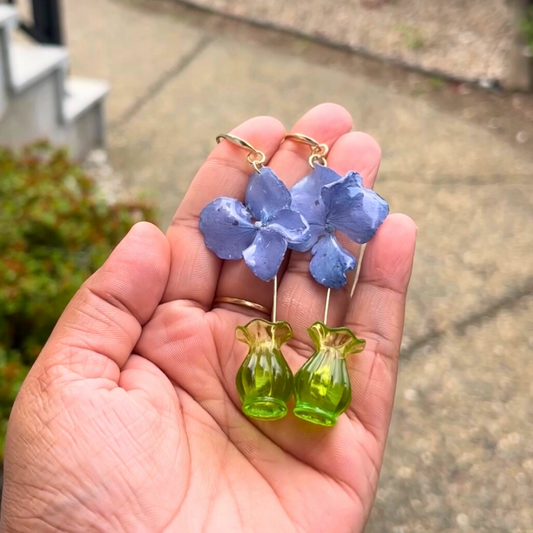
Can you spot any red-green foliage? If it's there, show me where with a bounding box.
[0,143,155,461]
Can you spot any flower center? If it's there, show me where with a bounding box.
[253,220,263,230]
[325,222,336,234]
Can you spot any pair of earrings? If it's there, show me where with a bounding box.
[199,133,389,427]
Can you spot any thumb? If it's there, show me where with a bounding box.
[34,221,170,383]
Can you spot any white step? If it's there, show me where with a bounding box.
[0,4,109,160]
[0,63,64,146]
[0,5,17,31]
[0,47,7,119]
[63,77,109,124]
[0,5,18,119]
[9,43,68,93]
[0,73,109,160]
[63,77,110,160]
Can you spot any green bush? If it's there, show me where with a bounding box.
[0,143,155,462]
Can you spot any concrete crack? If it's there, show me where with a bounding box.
[110,34,212,129]
[402,276,533,359]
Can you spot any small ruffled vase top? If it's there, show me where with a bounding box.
[293,322,365,427]
[236,319,294,420]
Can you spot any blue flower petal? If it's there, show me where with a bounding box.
[309,234,356,289]
[245,167,291,222]
[290,165,342,251]
[289,224,327,252]
[242,229,287,281]
[345,170,364,187]
[291,165,342,225]
[199,197,256,259]
[322,171,389,244]
[266,208,310,245]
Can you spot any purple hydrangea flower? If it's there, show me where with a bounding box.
[290,165,389,289]
[199,167,310,281]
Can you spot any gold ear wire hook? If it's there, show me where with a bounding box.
[216,134,266,173]
[283,133,329,168]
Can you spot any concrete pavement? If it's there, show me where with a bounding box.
[62,0,533,530]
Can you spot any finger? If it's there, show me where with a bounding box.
[278,131,382,349]
[33,222,170,383]
[163,116,286,308]
[214,103,353,316]
[344,214,417,444]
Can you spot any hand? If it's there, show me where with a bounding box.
[1,104,416,533]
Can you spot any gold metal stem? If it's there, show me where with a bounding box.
[351,244,366,297]
[324,288,331,325]
[272,275,278,323]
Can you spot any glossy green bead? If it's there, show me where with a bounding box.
[235,319,294,421]
[294,322,365,427]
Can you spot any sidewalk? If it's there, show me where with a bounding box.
[63,0,533,530]
[171,0,528,88]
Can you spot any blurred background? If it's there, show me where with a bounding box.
[1,0,533,531]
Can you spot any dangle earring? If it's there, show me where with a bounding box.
[199,134,310,421]
[284,134,390,427]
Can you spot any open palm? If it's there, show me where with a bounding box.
[1,104,416,533]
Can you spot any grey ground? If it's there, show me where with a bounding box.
[62,0,533,530]
[169,0,517,84]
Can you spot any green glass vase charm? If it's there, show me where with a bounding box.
[236,318,294,421]
[294,322,366,427]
